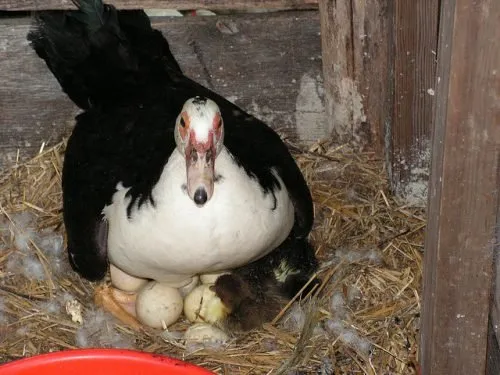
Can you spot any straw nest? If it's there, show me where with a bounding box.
[0,138,425,374]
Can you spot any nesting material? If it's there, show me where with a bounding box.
[0,139,425,374]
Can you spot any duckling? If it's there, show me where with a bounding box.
[184,236,320,332]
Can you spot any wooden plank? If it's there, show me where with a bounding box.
[496,192,500,330]
[487,317,500,375]
[320,0,440,199]
[0,11,325,171]
[389,0,439,202]
[0,0,318,11]
[420,0,500,373]
[318,0,392,152]
[489,176,500,375]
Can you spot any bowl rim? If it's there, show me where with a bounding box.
[0,348,213,374]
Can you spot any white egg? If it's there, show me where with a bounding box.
[184,323,229,345]
[135,282,183,328]
[110,264,148,292]
[183,284,227,324]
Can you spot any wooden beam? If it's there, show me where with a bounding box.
[420,0,500,374]
[0,0,318,11]
[0,11,324,170]
[319,0,392,152]
[487,317,500,375]
[487,180,500,375]
[389,0,439,200]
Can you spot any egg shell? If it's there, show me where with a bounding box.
[184,284,213,322]
[183,284,227,324]
[135,282,183,328]
[184,323,229,344]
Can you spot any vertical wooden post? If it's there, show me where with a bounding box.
[421,0,500,374]
[319,0,392,153]
[389,0,439,200]
[486,196,500,375]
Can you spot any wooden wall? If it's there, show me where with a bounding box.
[319,1,500,373]
[319,0,439,203]
[0,8,324,170]
[3,0,439,203]
[421,0,500,374]
[318,0,392,152]
[488,197,500,374]
[0,0,318,11]
[390,0,439,200]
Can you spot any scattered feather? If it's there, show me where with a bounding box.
[325,320,372,357]
[38,300,62,315]
[10,212,36,252]
[281,302,306,332]
[0,297,8,324]
[75,308,135,349]
[6,252,45,281]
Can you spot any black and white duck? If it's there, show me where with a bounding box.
[28,0,319,332]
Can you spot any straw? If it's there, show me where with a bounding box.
[0,138,424,374]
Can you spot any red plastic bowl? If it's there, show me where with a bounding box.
[0,349,214,375]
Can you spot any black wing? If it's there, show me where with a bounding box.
[29,2,181,280]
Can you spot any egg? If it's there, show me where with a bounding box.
[183,284,228,324]
[184,322,229,345]
[110,264,148,292]
[135,282,183,328]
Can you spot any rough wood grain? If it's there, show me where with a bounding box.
[420,0,500,374]
[496,185,500,325]
[0,11,325,171]
[320,0,440,201]
[318,0,392,151]
[488,315,500,375]
[0,0,318,11]
[489,172,500,375]
[389,0,439,201]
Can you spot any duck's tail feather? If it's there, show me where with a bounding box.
[27,0,182,109]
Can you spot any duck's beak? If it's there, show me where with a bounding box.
[185,133,216,207]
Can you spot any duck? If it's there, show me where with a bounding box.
[28,0,319,332]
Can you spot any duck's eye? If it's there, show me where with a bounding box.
[213,115,222,130]
[180,117,186,128]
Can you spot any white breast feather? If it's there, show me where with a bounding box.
[103,148,295,284]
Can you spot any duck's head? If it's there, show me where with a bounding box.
[174,96,224,207]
